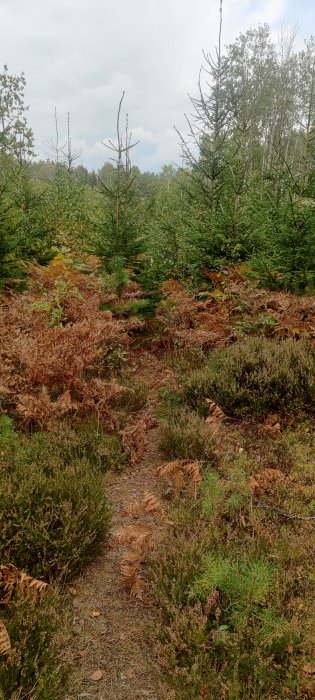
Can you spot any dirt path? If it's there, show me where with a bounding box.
[65,352,175,700]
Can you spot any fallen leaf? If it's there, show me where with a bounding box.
[89,610,101,618]
[89,669,104,681]
[121,667,135,680]
[303,662,315,674]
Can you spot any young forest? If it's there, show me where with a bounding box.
[0,13,314,700]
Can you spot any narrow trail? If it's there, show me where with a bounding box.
[65,352,176,700]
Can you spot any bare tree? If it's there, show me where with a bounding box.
[46,109,81,173]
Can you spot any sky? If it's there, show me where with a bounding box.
[0,0,314,172]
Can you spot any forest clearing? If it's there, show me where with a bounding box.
[0,259,314,699]
[0,1,315,698]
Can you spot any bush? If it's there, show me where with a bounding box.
[184,337,315,417]
[0,418,111,580]
[159,406,215,460]
[0,591,68,700]
[45,418,126,472]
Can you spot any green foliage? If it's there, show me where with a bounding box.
[33,279,82,326]
[95,98,145,285]
[234,313,277,335]
[251,199,315,292]
[113,379,149,414]
[0,591,68,700]
[103,342,129,373]
[159,405,215,460]
[156,388,184,418]
[44,419,127,472]
[193,553,274,611]
[0,64,34,158]
[184,337,315,417]
[201,466,251,521]
[109,296,161,319]
[0,423,111,580]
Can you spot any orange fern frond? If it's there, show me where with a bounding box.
[0,620,11,656]
[0,564,49,605]
[112,524,152,548]
[120,417,148,464]
[155,459,202,497]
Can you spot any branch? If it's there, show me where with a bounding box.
[256,502,315,522]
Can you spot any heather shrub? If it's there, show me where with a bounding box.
[159,405,215,460]
[0,419,111,580]
[42,419,127,472]
[184,337,315,417]
[113,379,149,413]
[0,591,68,700]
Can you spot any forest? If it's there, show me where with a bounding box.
[0,12,315,700]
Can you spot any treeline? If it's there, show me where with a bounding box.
[1,23,315,293]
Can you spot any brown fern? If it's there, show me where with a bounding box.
[111,524,152,548]
[120,417,148,464]
[122,499,144,518]
[205,399,226,427]
[154,459,202,497]
[0,564,49,604]
[143,492,169,521]
[120,549,143,585]
[0,620,11,656]
[0,268,134,430]
[130,575,146,599]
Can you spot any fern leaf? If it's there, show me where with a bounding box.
[0,564,48,604]
[0,620,11,656]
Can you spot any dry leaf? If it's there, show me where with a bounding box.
[0,563,48,605]
[154,459,201,496]
[89,610,101,618]
[205,399,226,426]
[121,667,135,680]
[120,417,148,464]
[0,620,11,656]
[303,662,315,674]
[89,669,104,681]
[130,575,146,599]
[123,499,144,517]
[143,492,169,520]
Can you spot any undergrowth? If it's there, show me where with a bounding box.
[159,405,215,461]
[1,259,314,700]
[0,590,68,700]
[0,416,111,581]
[151,344,315,699]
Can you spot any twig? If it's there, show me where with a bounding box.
[256,502,315,521]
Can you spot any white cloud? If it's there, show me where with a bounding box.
[0,0,305,172]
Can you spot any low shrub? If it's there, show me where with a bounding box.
[153,545,300,699]
[0,418,111,580]
[158,406,215,460]
[46,418,126,471]
[201,468,251,520]
[0,591,68,700]
[113,379,149,413]
[184,337,315,417]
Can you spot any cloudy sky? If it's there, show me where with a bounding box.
[0,0,314,172]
